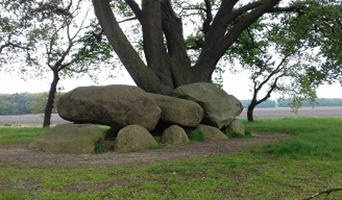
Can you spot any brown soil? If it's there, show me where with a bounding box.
[0,132,291,168]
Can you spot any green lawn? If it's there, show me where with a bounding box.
[1,117,342,199]
[0,127,49,145]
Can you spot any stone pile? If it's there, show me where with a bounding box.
[30,83,245,154]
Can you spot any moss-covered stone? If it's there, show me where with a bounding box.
[196,124,228,141]
[227,119,245,136]
[57,85,161,131]
[149,93,203,127]
[114,125,158,153]
[29,124,103,154]
[161,125,189,144]
[173,83,243,129]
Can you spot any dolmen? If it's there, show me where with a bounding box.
[30,83,244,154]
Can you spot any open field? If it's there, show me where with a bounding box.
[0,106,341,126]
[1,117,342,199]
[239,106,342,119]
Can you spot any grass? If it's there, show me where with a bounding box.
[94,138,107,154]
[243,117,342,160]
[149,145,165,150]
[0,127,48,145]
[225,130,252,138]
[0,117,342,199]
[188,130,204,141]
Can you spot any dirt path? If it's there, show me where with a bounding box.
[0,132,291,168]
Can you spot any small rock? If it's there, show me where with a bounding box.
[161,125,189,144]
[196,124,228,141]
[114,125,158,153]
[227,119,245,136]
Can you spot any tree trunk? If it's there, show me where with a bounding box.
[247,103,256,122]
[43,71,60,128]
[93,0,282,93]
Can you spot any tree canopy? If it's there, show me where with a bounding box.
[92,0,342,95]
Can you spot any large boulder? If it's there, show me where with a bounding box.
[173,83,243,129]
[149,93,203,127]
[114,125,158,153]
[57,85,161,131]
[29,124,103,154]
[196,124,228,141]
[161,125,189,145]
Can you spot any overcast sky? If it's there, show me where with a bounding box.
[0,67,341,100]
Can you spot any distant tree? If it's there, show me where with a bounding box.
[226,0,342,121]
[2,0,113,127]
[29,92,63,114]
[0,92,65,115]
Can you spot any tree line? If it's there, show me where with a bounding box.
[240,98,342,109]
[0,93,62,115]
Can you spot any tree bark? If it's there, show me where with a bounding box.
[247,102,256,122]
[141,0,174,94]
[192,0,282,82]
[161,0,192,87]
[93,0,285,93]
[93,0,163,93]
[43,71,60,128]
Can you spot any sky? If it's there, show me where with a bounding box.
[0,68,341,100]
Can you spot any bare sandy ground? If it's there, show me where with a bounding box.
[0,107,341,126]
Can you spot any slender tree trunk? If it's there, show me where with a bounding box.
[43,71,60,128]
[247,103,256,122]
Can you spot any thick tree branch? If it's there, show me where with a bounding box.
[193,0,281,82]
[202,0,213,34]
[124,0,142,23]
[142,0,172,84]
[161,0,192,87]
[93,0,158,92]
[227,2,262,24]
[223,0,282,51]
[269,6,298,13]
